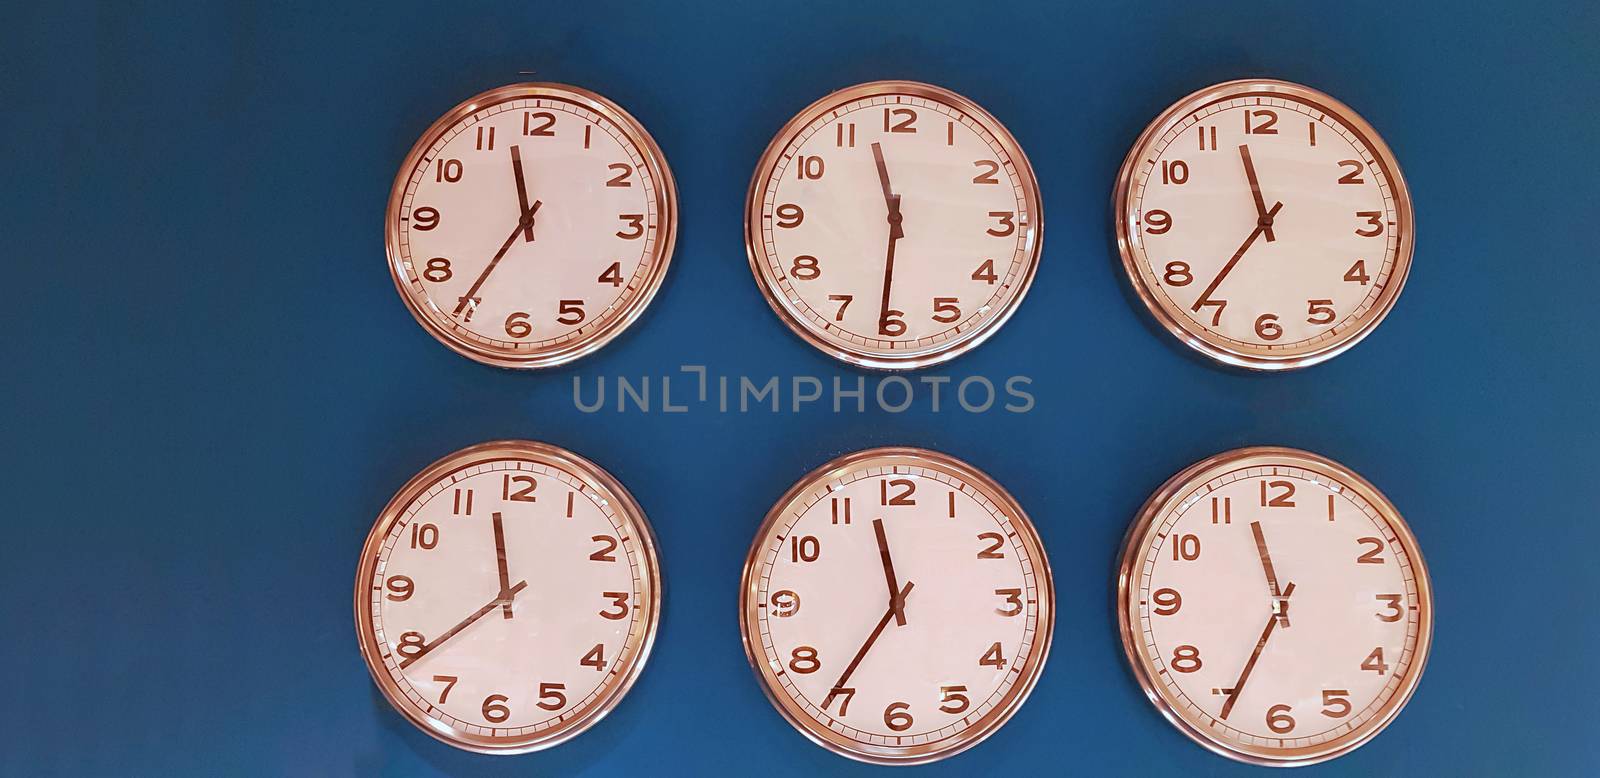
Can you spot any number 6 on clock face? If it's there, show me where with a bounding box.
[745,81,1045,370]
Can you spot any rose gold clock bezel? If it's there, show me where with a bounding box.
[1115,446,1434,767]
[385,83,678,369]
[738,446,1056,765]
[353,440,663,754]
[1112,79,1415,371]
[744,80,1045,371]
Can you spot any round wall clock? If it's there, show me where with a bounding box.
[386,83,677,368]
[1113,79,1414,370]
[739,447,1054,764]
[745,81,1044,370]
[354,440,661,754]
[1116,447,1433,766]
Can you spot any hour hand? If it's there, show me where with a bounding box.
[873,519,906,625]
[1238,144,1275,242]
[511,145,535,243]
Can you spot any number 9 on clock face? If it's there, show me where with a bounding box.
[740,447,1055,764]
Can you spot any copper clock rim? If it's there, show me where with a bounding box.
[1111,78,1416,371]
[1114,445,1434,767]
[738,446,1056,765]
[384,82,679,370]
[743,79,1045,371]
[353,439,663,755]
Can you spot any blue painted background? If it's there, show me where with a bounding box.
[4,2,1597,775]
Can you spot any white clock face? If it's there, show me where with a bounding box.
[356,442,660,753]
[741,448,1053,764]
[1117,80,1413,369]
[387,83,676,368]
[747,81,1043,369]
[1119,448,1432,765]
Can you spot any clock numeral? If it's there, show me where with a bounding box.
[537,682,567,711]
[834,122,856,148]
[598,262,624,287]
[931,297,962,324]
[822,686,854,714]
[883,701,913,732]
[1345,259,1371,285]
[1161,159,1189,185]
[397,631,426,659]
[877,310,906,337]
[976,532,1006,559]
[775,203,804,228]
[433,675,457,703]
[1375,594,1405,622]
[616,214,646,239]
[882,107,917,133]
[939,685,970,714]
[972,160,1001,184]
[1197,298,1226,326]
[796,155,825,180]
[1356,537,1387,564]
[1170,644,1202,673]
[790,255,820,280]
[422,257,452,283]
[1143,209,1171,235]
[1307,299,1336,325]
[947,491,957,518]
[523,111,555,137]
[580,643,606,671]
[1244,108,1279,135]
[409,524,438,550]
[1259,479,1296,507]
[1170,533,1201,561]
[979,641,1007,669]
[827,294,852,321]
[412,207,440,231]
[1355,211,1385,237]
[1197,125,1218,151]
[790,535,820,563]
[972,258,997,285]
[589,535,619,562]
[1337,159,1366,185]
[386,575,415,601]
[994,588,1023,616]
[1254,313,1283,341]
[1321,689,1352,718]
[606,163,633,187]
[502,474,537,502]
[1210,496,1231,524]
[1163,261,1192,286]
[830,497,851,525]
[475,125,496,150]
[434,158,462,183]
[583,124,592,149]
[1361,646,1389,675]
[557,299,586,326]
[986,211,1016,237]
[788,645,820,674]
[481,694,510,723]
[880,478,916,506]
[599,592,630,620]
[770,589,801,618]
[504,312,532,339]
[452,488,474,515]
[1266,704,1296,734]
[1152,587,1182,616]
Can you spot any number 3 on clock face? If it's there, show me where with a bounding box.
[745,81,1044,370]
[1114,80,1415,370]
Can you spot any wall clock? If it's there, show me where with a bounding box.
[1113,79,1414,370]
[386,83,677,368]
[745,81,1044,370]
[1116,447,1433,766]
[354,440,661,753]
[739,447,1054,764]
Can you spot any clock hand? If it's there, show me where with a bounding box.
[510,145,535,243]
[398,580,529,669]
[1238,144,1276,242]
[1191,201,1282,313]
[493,511,513,619]
[828,581,915,696]
[453,200,542,317]
[1250,521,1288,626]
[873,519,907,625]
[1218,580,1295,720]
[870,143,905,336]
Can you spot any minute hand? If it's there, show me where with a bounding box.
[454,200,542,316]
[1191,201,1282,313]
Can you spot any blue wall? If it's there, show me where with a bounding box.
[3,1,1596,775]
